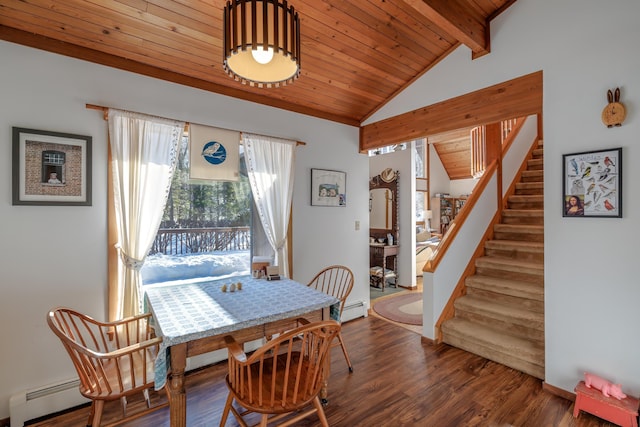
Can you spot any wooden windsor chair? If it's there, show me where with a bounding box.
[308,265,355,372]
[219,318,341,427]
[47,307,168,426]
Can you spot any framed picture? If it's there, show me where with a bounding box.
[562,147,621,218]
[311,168,346,207]
[12,127,92,206]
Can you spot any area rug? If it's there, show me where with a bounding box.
[369,283,404,301]
[373,292,423,325]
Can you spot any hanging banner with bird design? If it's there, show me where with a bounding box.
[562,148,622,218]
[189,124,240,182]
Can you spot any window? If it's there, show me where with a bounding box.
[368,143,406,156]
[141,135,254,285]
[42,150,65,183]
[414,139,429,226]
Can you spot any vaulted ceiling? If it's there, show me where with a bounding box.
[0,0,516,127]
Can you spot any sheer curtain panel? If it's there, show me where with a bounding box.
[244,134,296,277]
[108,110,184,319]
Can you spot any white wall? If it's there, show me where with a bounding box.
[428,143,449,196]
[0,41,369,419]
[428,146,476,197]
[449,179,475,198]
[369,0,640,396]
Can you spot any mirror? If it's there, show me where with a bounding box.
[370,188,393,229]
[369,168,398,243]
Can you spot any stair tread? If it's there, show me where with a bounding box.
[467,275,543,299]
[516,182,543,187]
[477,255,543,267]
[502,209,543,216]
[456,295,544,325]
[494,224,544,232]
[508,195,544,201]
[443,318,545,358]
[485,239,544,251]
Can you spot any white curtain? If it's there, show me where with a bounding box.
[244,133,296,277]
[108,109,184,319]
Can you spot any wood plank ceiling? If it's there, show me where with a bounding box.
[430,127,476,180]
[0,0,516,128]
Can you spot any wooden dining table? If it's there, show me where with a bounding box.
[144,275,339,427]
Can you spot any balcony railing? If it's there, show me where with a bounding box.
[471,117,524,179]
[149,227,250,255]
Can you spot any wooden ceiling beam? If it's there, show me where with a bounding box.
[360,70,542,152]
[401,0,489,57]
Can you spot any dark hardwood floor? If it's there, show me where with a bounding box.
[29,315,617,426]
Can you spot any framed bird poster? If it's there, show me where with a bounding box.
[562,147,622,218]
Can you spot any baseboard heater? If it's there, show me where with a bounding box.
[342,300,368,322]
[10,378,86,427]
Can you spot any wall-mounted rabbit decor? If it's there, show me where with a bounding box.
[601,87,626,128]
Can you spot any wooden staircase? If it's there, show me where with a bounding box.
[441,140,545,379]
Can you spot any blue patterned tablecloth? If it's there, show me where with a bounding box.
[144,276,339,389]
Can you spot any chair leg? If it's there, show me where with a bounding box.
[91,400,104,427]
[260,414,269,427]
[86,401,95,427]
[143,388,151,408]
[337,332,353,373]
[313,396,330,427]
[219,393,234,427]
[120,396,128,418]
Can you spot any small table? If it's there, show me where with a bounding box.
[145,276,339,427]
[370,244,399,291]
[574,381,639,427]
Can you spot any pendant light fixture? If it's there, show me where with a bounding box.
[223,0,301,88]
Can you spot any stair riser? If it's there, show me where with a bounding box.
[501,215,544,225]
[507,200,544,210]
[466,286,543,311]
[521,171,543,182]
[441,331,545,379]
[515,188,542,196]
[521,177,543,184]
[465,287,544,312]
[484,247,544,263]
[474,266,543,284]
[493,231,544,242]
[475,257,544,275]
[454,308,545,342]
[516,182,543,189]
[515,187,543,196]
[465,276,544,299]
[527,159,543,170]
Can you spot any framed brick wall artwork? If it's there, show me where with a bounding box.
[12,127,92,206]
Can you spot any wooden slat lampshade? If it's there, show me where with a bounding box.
[223,0,301,88]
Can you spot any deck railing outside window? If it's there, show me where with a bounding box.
[150,227,250,255]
